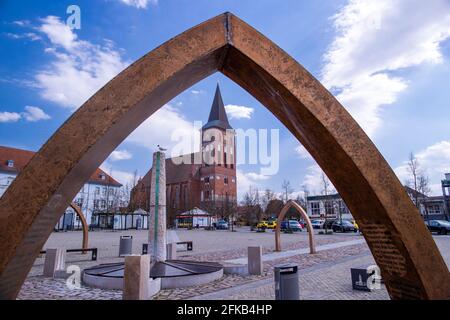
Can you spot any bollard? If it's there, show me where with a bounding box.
[123,255,150,300]
[166,243,177,260]
[43,248,66,277]
[247,246,263,275]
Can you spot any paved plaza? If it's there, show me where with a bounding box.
[17,228,450,300]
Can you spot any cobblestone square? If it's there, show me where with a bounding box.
[17,229,450,300]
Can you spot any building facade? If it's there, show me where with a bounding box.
[130,85,237,225]
[404,174,450,221]
[306,193,353,220]
[0,145,122,229]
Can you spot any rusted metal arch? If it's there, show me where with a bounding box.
[275,200,316,254]
[0,13,448,299]
[68,202,89,254]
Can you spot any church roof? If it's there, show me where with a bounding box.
[202,84,232,130]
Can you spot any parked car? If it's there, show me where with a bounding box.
[256,221,269,229]
[266,220,277,229]
[280,220,303,232]
[350,219,359,230]
[298,220,306,229]
[323,219,338,230]
[311,219,324,229]
[332,220,357,233]
[425,220,450,235]
[216,220,229,230]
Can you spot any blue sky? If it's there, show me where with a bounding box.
[1,0,450,199]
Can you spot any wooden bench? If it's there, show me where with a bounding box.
[40,248,98,261]
[142,241,193,255]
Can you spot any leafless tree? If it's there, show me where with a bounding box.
[406,152,430,208]
[281,180,294,203]
[240,186,263,226]
[261,188,276,216]
[321,172,334,233]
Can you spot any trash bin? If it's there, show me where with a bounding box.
[119,235,133,257]
[274,264,299,300]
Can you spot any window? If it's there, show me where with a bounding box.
[7,160,14,167]
[224,176,229,185]
[427,205,442,215]
[310,202,320,216]
[204,177,210,183]
[99,173,106,180]
[95,187,100,195]
[102,187,107,196]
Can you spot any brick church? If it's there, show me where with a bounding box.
[130,85,237,223]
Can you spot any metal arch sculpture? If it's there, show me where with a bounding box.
[275,200,316,254]
[68,202,89,254]
[0,13,448,300]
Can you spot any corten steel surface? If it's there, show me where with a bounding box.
[69,202,89,254]
[0,13,448,299]
[275,200,316,254]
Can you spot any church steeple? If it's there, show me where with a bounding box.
[202,84,232,130]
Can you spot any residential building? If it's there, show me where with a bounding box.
[306,193,353,220]
[0,145,122,229]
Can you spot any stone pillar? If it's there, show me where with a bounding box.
[248,246,263,275]
[148,151,167,262]
[166,243,177,260]
[43,248,66,277]
[123,255,150,300]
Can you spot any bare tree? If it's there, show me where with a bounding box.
[321,172,334,233]
[281,180,294,203]
[240,186,262,226]
[406,152,430,208]
[261,189,276,217]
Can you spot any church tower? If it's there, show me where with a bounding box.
[200,84,237,213]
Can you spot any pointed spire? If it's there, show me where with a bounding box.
[202,84,232,130]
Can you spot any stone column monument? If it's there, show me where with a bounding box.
[148,151,167,262]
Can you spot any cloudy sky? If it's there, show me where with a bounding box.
[1,0,450,199]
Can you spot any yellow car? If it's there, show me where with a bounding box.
[267,220,277,229]
[256,221,269,229]
[351,220,359,230]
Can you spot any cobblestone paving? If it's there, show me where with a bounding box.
[206,254,390,300]
[16,230,450,300]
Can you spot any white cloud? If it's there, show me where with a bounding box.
[224,104,254,120]
[38,16,78,50]
[119,0,158,9]
[34,16,129,109]
[5,32,41,41]
[245,172,270,181]
[295,144,313,160]
[0,106,50,123]
[322,0,450,136]
[302,164,336,195]
[110,150,133,161]
[395,140,450,195]
[0,111,21,123]
[12,20,30,27]
[127,104,199,156]
[22,106,51,121]
[191,90,203,95]
[100,161,136,186]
